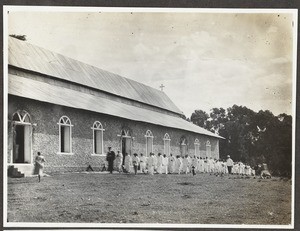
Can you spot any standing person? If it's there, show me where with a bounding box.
[115,151,123,173]
[214,159,220,176]
[106,147,116,174]
[175,155,183,174]
[124,153,131,173]
[239,162,245,176]
[153,153,158,173]
[162,154,169,174]
[209,157,215,175]
[157,153,163,174]
[132,153,140,175]
[168,153,175,174]
[139,153,147,174]
[226,155,234,175]
[35,152,45,182]
[147,153,155,175]
[191,156,198,176]
[204,157,209,173]
[187,155,192,173]
[199,157,204,173]
[182,155,189,174]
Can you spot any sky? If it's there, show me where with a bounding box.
[7,9,296,117]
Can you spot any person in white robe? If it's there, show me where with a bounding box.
[221,160,227,174]
[147,153,155,175]
[168,154,176,174]
[175,155,183,174]
[153,153,158,173]
[139,153,147,174]
[251,168,256,176]
[187,155,192,173]
[162,154,168,174]
[132,153,140,175]
[182,155,189,174]
[124,153,131,173]
[214,159,219,175]
[204,157,209,173]
[191,156,198,176]
[35,152,45,182]
[115,151,123,173]
[199,157,204,173]
[239,162,245,175]
[208,157,214,174]
[156,153,163,174]
[231,162,236,174]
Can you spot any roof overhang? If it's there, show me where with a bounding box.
[8,74,224,140]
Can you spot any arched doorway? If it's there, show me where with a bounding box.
[11,110,32,164]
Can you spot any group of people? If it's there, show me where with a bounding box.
[105,147,256,176]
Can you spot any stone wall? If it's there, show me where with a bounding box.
[7,95,220,173]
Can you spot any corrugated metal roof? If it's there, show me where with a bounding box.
[8,37,183,115]
[8,74,223,139]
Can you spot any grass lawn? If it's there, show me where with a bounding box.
[7,172,292,225]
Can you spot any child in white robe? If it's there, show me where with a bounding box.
[182,155,189,174]
[139,153,147,174]
[147,153,155,175]
[157,153,163,174]
[124,153,131,173]
[175,155,183,174]
[162,154,168,174]
[115,151,123,173]
[132,153,140,175]
[191,156,198,176]
[204,157,209,173]
[153,153,158,173]
[199,157,204,173]
[168,154,176,174]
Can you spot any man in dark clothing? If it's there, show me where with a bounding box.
[106,147,116,174]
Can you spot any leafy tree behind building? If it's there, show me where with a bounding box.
[190,105,292,177]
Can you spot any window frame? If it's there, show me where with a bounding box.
[194,138,200,156]
[206,140,211,158]
[163,133,171,156]
[145,130,154,157]
[57,116,73,155]
[91,121,105,156]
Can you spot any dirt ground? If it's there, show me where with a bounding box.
[7,172,292,225]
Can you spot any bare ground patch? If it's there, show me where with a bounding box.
[7,172,292,224]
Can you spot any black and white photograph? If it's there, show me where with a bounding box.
[3,6,297,229]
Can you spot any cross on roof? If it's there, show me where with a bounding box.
[159,84,165,91]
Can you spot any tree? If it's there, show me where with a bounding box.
[189,105,292,177]
[190,110,211,129]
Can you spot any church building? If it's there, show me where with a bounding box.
[7,37,223,176]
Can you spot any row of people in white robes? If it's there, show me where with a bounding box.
[232,162,255,176]
[113,151,255,176]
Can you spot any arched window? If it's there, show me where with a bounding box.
[206,140,211,158]
[58,116,72,154]
[92,121,105,155]
[194,139,200,157]
[163,133,171,156]
[180,136,187,156]
[121,129,132,157]
[145,130,153,157]
[12,110,31,124]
